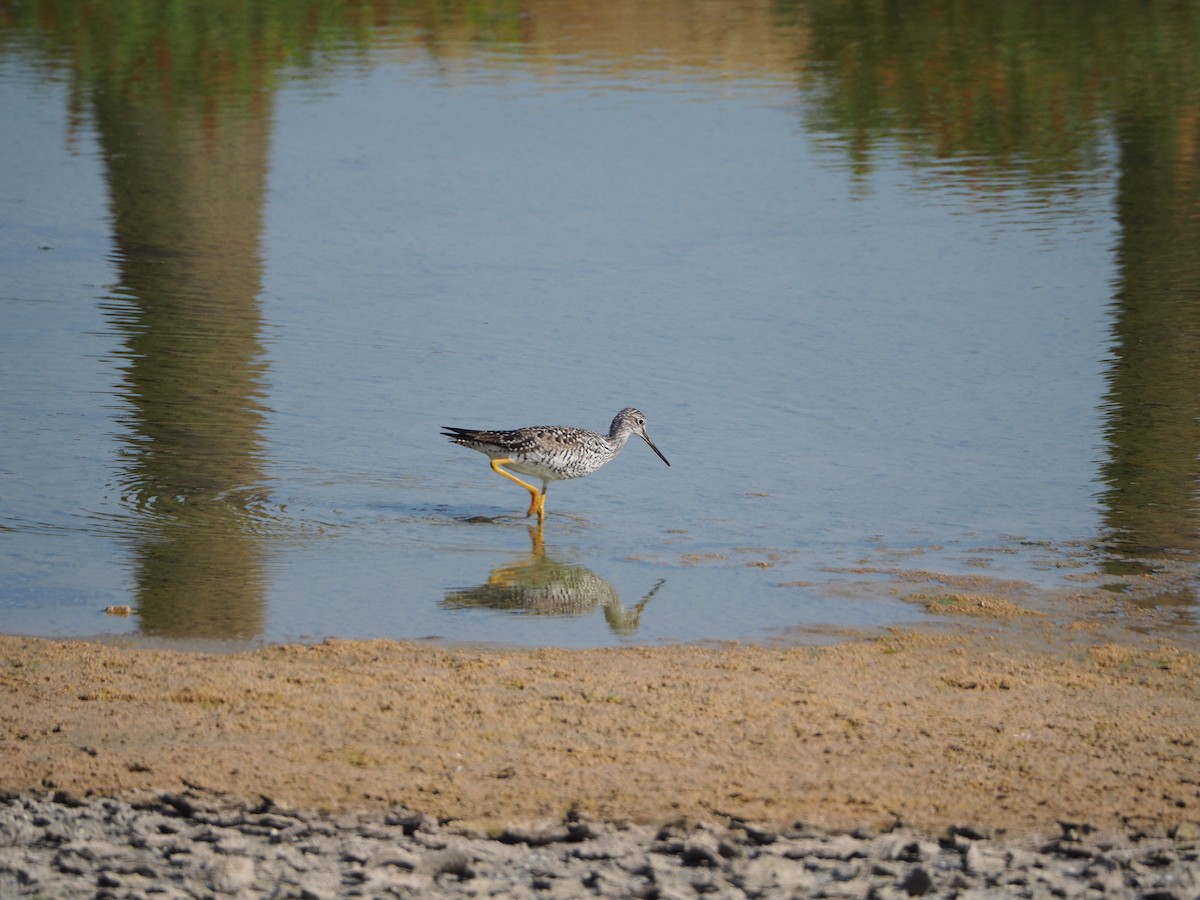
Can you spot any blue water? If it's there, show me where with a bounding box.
[1,39,1185,649]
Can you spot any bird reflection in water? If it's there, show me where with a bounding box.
[443,526,664,635]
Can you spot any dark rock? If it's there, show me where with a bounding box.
[948,824,987,841]
[158,793,197,819]
[678,834,722,867]
[51,791,87,808]
[898,866,934,896]
[739,823,779,845]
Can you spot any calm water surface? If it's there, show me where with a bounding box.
[2,1,1198,647]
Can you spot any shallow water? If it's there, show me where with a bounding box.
[2,1,1198,647]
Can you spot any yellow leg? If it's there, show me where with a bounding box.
[490,458,546,521]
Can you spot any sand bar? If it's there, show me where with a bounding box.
[2,611,1198,840]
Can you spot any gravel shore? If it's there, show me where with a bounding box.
[3,790,1198,898]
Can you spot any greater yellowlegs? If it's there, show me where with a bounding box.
[442,407,670,521]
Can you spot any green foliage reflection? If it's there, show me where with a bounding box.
[0,0,527,108]
[792,0,1200,178]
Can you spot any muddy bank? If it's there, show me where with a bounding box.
[2,621,1197,839]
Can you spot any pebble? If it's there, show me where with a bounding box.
[0,791,1197,898]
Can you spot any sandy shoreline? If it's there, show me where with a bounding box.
[2,609,1198,842]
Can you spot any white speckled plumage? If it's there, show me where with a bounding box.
[442,408,669,520]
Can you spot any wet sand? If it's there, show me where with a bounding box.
[2,603,1198,841]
